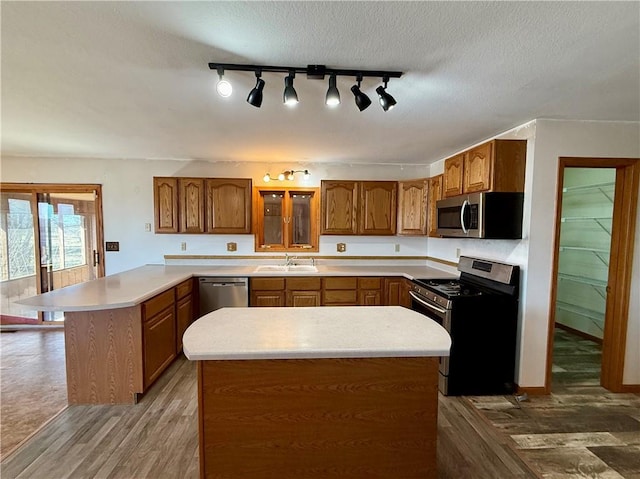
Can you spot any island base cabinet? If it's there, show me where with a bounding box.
[64,308,143,405]
[197,357,438,479]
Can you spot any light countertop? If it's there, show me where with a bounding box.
[183,306,451,360]
[16,264,456,312]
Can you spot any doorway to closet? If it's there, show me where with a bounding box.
[546,158,639,393]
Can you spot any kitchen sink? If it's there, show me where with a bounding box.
[253,265,318,273]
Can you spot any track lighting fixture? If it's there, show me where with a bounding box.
[262,169,310,182]
[215,67,232,98]
[325,74,340,107]
[208,63,402,112]
[376,76,397,112]
[351,75,372,111]
[247,71,265,108]
[283,72,299,107]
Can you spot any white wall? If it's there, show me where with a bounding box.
[0,157,430,274]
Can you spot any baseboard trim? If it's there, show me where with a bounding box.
[515,385,548,396]
[619,384,640,393]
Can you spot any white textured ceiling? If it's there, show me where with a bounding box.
[2,1,639,166]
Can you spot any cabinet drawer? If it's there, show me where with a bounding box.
[251,277,285,291]
[323,290,358,304]
[286,277,321,291]
[143,289,175,320]
[358,277,381,290]
[176,279,193,299]
[323,277,357,290]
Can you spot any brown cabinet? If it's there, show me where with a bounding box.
[442,140,526,198]
[205,178,252,233]
[175,279,194,353]
[142,289,176,389]
[427,175,443,237]
[358,277,382,306]
[384,277,411,307]
[250,277,286,307]
[286,277,321,307]
[154,177,179,233]
[322,277,358,306]
[443,154,465,198]
[321,180,397,236]
[254,187,319,252]
[320,181,358,235]
[178,178,205,233]
[153,177,252,234]
[397,179,428,236]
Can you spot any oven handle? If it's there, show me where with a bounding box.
[409,291,448,315]
[460,199,469,234]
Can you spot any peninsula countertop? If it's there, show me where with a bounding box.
[183,306,452,360]
[17,264,456,312]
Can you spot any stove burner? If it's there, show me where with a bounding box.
[415,279,483,298]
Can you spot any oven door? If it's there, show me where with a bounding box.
[409,289,452,394]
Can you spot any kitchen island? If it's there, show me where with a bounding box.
[183,306,451,479]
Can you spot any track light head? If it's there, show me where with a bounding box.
[376,78,396,111]
[283,72,299,107]
[351,85,371,111]
[325,74,340,107]
[247,72,265,108]
[215,68,232,98]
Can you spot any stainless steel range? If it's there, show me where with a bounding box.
[410,256,520,396]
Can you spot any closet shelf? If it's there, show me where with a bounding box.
[559,246,609,254]
[561,216,612,222]
[556,301,604,330]
[558,272,607,288]
[562,181,614,193]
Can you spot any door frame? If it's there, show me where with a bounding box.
[545,158,639,393]
[1,183,105,323]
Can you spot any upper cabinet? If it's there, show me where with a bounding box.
[153,177,252,234]
[253,187,319,252]
[397,179,428,236]
[321,180,397,236]
[443,139,526,198]
[427,175,443,237]
[154,177,179,233]
[205,178,252,234]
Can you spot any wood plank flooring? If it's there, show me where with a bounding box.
[4,328,637,478]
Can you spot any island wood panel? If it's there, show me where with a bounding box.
[198,357,439,479]
[64,307,143,405]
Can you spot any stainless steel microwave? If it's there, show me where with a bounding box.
[436,192,524,239]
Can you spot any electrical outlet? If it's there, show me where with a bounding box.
[226,242,237,252]
[105,241,119,252]
[456,248,461,258]
[337,243,346,253]
[395,244,400,252]
[181,242,186,251]
[144,223,151,232]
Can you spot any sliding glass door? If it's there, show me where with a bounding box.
[0,184,104,324]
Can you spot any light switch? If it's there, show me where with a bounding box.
[144,223,151,232]
[181,242,186,251]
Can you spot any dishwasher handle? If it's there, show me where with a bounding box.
[203,282,245,287]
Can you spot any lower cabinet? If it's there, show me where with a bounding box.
[384,277,412,308]
[250,278,286,307]
[287,277,322,306]
[358,277,382,306]
[323,277,358,306]
[143,301,176,389]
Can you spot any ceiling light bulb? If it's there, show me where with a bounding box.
[376,85,396,112]
[263,173,271,182]
[325,74,340,107]
[278,172,285,181]
[283,73,299,107]
[247,77,265,108]
[216,78,232,97]
[303,170,310,180]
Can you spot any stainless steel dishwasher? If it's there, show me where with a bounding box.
[198,277,249,314]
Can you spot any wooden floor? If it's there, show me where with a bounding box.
[3,328,637,478]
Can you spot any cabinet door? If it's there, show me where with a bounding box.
[143,306,176,388]
[154,177,179,233]
[176,294,192,352]
[205,178,252,234]
[287,290,321,307]
[427,175,443,237]
[320,181,358,235]
[464,142,493,193]
[250,291,286,307]
[384,277,403,306]
[359,181,397,235]
[397,179,428,235]
[443,154,464,198]
[359,289,381,306]
[179,178,205,233]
